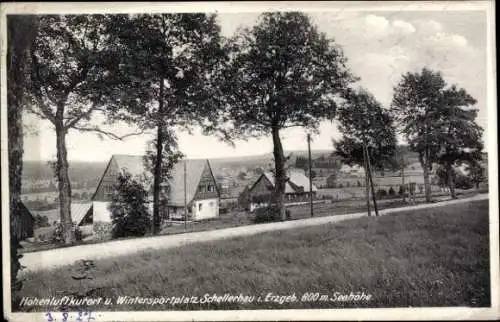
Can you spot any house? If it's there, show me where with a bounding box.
[17,202,35,240]
[91,155,220,230]
[242,170,318,211]
[70,203,93,236]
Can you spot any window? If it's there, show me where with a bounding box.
[198,203,203,211]
[207,185,214,192]
[198,185,205,192]
[104,185,114,199]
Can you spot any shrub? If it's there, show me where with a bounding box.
[398,185,405,196]
[455,173,474,190]
[50,223,82,244]
[252,206,291,223]
[74,225,83,242]
[50,223,64,244]
[109,172,151,238]
[376,188,387,199]
[388,186,396,197]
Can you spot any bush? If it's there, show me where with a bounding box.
[455,173,474,190]
[252,206,291,223]
[74,225,83,242]
[50,223,64,244]
[109,172,151,238]
[388,186,396,197]
[50,223,82,244]
[376,188,387,199]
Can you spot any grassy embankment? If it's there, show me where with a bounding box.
[18,199,490,311]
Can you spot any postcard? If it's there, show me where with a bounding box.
[1,1,498,321]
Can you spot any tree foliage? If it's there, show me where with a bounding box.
[391,68,448,201]
[109,172,151,238]
[221,12,356,220]
[433,85,483,198]
[25,15,126,244]
[334,88,397,170]
[392,67,484,199]
[143,128,184,223]
[108,13,226,233]
[466,161,487,189]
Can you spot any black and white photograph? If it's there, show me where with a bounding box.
[1,1,498,321]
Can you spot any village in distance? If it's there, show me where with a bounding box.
[5,6,494,316]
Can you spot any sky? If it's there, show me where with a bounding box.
[22,9,490,162]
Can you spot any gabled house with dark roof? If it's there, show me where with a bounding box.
[241,170,318,211]
[91,155,220,228]
[17,202,35,240]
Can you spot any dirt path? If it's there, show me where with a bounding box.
[19,194,489,273]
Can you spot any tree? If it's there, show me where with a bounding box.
[390,145,412,202]
[221,12,356,220]
[25,15,131,244]
[433,85,483,199]
[109,172,151,238]
[108,13,226,234]
[467,161,487,190]
[391,68,447,202]
[7,15,39,310]
[295,156,308,170]
[34,214,50,228]
[143,128,184,226]
[237,171,247,180]
[334,88,397,215]
[335,88,397,170]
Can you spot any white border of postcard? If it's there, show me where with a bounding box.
[1,1,498,321]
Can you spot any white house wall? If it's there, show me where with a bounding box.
[93,201,112,223]
[192,198,219,220]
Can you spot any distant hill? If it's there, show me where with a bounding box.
[208,149,333,170]
[22,160,107,188]
[21,146,468,189]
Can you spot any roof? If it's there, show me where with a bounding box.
[29,202,92,225]
[108,155,213,207]
[71,202,93,225]
[259,170,318,193]
[19,202,35,220]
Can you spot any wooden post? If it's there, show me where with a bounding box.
[362,142,371,216]
[184,160,187,229]
[401,154,406,202]
[307,133,314,217]
[364,142,379,216]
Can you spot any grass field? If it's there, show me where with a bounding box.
[18,199,490,311]
[20,191,460,254]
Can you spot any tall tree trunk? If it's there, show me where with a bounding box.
[446,164,457,199]
[365,144,379,216]
[363,145,371,216]
[55,122,73,244]
[153,80,165,235]
[8,98,23,310]
[419,153,432,202]
[401,156,406,202]
[271,126,286,221]
[7,15,38,311]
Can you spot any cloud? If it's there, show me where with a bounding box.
[392,20,416,33]
[413,19,443,34]
[365,14,389,32]
[427,32,468,47]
